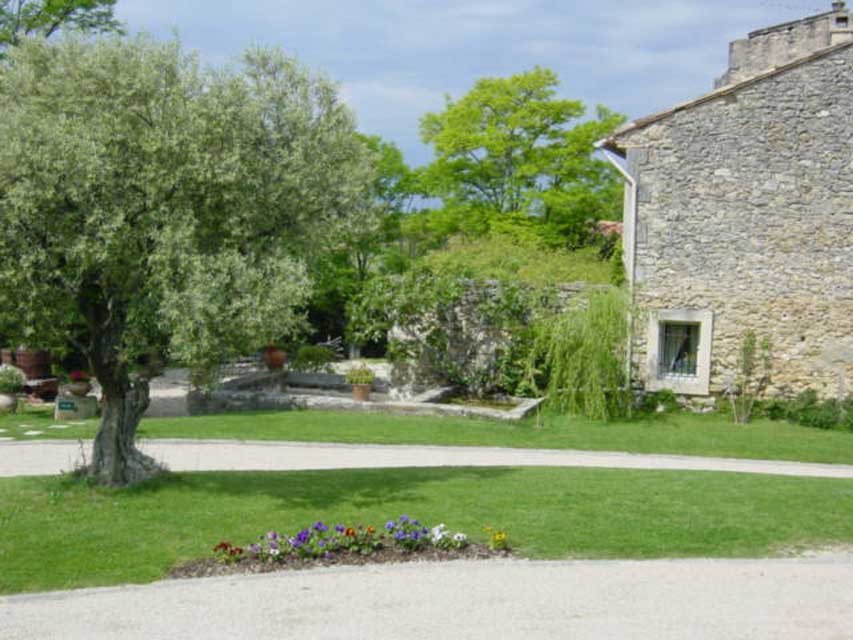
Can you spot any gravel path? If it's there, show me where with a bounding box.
[2,556,852,639]
[2,439,853,479]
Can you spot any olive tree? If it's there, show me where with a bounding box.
[0,36,372,485]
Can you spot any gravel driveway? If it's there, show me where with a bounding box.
[2,439,853,479]
[2,556,852,640]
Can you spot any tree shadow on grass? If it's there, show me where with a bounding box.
[126,466,518,512]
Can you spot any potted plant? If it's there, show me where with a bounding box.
[345,365,375,402]
[0,365,26,413]
[67,370,93,397]
[262,345,287,370]
[14,347,51,379]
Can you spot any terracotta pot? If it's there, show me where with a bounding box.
[262,347,287,370]
[15,348,50,380]
[0,393,16,414]
[67,381,92,397]
[1,349,14,366]
[352,384,371,402]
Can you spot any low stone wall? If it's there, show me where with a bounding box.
[186,376,544,422]
[187,389,295,416]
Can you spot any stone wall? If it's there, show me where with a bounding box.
[388,281,608,395]
[618,44,853,398]
[716,3,852,88]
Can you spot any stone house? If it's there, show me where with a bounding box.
[598,2,853,400]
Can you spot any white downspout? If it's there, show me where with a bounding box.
[594,140,638,391]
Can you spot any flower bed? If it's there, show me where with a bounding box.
[170,516,512,580]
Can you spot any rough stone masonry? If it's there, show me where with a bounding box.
[606,35,853,398]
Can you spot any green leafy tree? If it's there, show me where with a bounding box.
[0,36,371,485]
[420,67,625,245]
[0,0,121,54]
[305,134,416,343]
[344,134,416,282]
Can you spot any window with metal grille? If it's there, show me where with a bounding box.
[659,322,700,377]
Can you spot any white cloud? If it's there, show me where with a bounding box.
[341,80,446,112]
[114,0,824,166]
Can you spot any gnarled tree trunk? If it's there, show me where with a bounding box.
[89,376,163,486]
[79,281,164,487]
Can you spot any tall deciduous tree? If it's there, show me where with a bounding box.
[0,36,372,485]
[306,135,416,343]
[0,0,121,53]
[420,67,625,244]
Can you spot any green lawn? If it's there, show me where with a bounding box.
[4,405,853,465]
[2,467,852,594]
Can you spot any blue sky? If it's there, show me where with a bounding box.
[116,1,828,166]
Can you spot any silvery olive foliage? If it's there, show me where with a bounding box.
[0,35,373,483]
[0,35,372,377]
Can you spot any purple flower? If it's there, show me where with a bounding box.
[335,524,346,533]
[318,539,326,548]
[394,531,406,541]
[411,531,421,541]
[412,520,419,526]
[248,544,261,554]
[399,515,409,523]
[269,540,280,551]
[289,537,301,548]
[296,529,311,544]
[313,521,329,533]
[385,521,396,531]
[421,527,429,535]
[267,531,279,541]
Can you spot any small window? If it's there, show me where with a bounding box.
[837,16,849,27]
[646,310,714,396]
[659,323,700,377]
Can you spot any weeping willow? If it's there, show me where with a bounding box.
[528,288,631,420]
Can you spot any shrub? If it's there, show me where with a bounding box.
[347,267,534,396]
[765,390,853,432]
[493,329,538,397]
[421,234,612,287]
[610,244,625,287]
[526,288,631,420]
[291,345,336,373]
[725,331,772,425]
[345,365,375,386]
[636,390,680,415]
[0,365,26,394]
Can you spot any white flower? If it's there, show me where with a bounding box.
[453,533,467,543]
[430,524,448,541]
[270,548,280,556]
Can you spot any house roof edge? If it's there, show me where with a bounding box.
[602,39,853,148]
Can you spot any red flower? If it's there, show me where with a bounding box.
[69,370,90,382]
[345,528,356,537]
[367,526,376,534]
